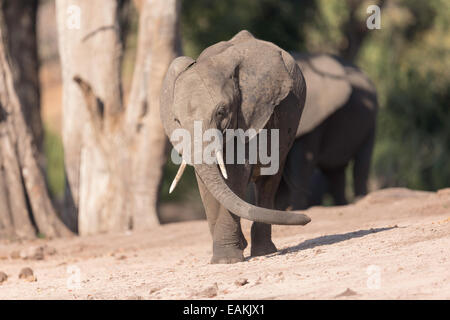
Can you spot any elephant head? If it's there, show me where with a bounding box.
[160,30,310,226]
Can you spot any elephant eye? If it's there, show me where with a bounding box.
[214,105,230,131]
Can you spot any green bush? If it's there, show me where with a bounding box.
[43,126,65,198]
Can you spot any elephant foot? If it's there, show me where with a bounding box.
[210,246,244,264]
[250,241,277,257]
[250,222,276,257]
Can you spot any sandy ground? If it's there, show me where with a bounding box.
[0,187,449,300]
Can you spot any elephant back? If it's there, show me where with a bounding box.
[344,64,377,101]
[293,53,352,137]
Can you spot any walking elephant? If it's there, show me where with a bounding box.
[276,53,378,211]
[160,31,311,264]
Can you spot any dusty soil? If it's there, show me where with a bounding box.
[0,187,449,300]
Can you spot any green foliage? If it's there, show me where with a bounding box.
[160,160,199,203]
[302,0,349,53]
[181,0,316,57]
[37,232,46,239]
[43,126,65,199]
[358,0,450,190]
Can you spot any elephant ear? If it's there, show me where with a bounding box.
[160,56,195,144]
[211,34,296,138]
[293,53,352,137]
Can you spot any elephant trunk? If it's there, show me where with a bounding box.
[194,162,311,225]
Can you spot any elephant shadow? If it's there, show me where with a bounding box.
[250,226,398,260]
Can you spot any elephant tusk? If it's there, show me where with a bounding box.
[215,149,228,179]
[169,159,187,194]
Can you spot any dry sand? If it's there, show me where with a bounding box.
[0,188,449,300]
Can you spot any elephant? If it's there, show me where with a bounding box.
[160,30,311,264]
[275,53,378,211]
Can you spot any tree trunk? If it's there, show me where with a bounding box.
[56,0,127,234]
[125,0,181,230]
[56,0,180,235]
[0,8,71,240]
[2,0,43,152]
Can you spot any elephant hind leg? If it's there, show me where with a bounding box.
[308,169,328,207]
[322,165,348,206]
[276,138,317,210]
[353,129,375,198]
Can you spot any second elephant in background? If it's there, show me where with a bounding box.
[276,54,378,210]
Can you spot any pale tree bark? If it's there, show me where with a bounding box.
[56,0,127,234]
[125,0,181,230]
[56,0,180,235]
[0,7,71,240]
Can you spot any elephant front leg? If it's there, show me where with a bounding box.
[212,207,247,264]
[250,175,280,257]
[196,173,247,264]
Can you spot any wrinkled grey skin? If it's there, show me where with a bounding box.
[160,31,310,264]
[276,54,378,210]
